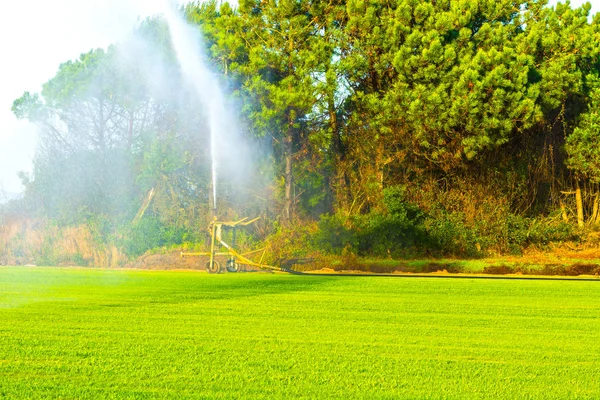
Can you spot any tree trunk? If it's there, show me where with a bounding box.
[328,87,345,213]
[127,110,134,151]
[284,131,293,222]
[591,191,599,225]
[284,40,295,223]
[576,180,584,228]
[132,188,155,225]
[560,200,569,223]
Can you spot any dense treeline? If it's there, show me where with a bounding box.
[3,0,600,265]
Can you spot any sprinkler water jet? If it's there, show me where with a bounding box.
[159,2,284,272]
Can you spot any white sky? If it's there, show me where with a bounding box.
[0,0,598,193]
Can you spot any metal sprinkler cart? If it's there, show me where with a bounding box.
[181,217,281,273]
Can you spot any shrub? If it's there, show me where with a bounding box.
[313,214,358,255]
[266,222,320,264]
[506,214,577,251]
[307,186,581,260]
[357,186,428,257]
[423,211,483,257]
[527,219,576,244]
[314,186,429,258]
[120,217,195,257]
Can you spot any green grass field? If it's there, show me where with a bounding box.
[1,267,600,399]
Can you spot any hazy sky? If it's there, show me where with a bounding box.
[0,0,597,193]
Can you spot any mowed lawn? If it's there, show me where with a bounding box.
[1,268,600,399]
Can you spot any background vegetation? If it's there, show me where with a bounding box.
[3,0,600,266]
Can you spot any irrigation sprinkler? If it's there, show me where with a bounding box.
[181,217,283,273]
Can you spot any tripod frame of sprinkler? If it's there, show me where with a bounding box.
[181,217,282,273]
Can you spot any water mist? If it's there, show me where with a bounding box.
[158,1,228,217]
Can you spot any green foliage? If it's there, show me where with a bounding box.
[528,219,576,245]
[266,222,319,263]
[315,186,429,258]
[11,92,44,121]
[507,214,577,251]
[314,191,577,259]
[566,78,600,181]
[36,245,88,267]
[424,211,483,258]
[314,214,357,255]
[7,0,600,262]
[120,216,197,258]
[355,186,428,257]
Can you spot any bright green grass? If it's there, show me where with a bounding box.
[1,267,600,399]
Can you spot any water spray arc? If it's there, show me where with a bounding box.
[160,3,284,272]
[160,2,220,215]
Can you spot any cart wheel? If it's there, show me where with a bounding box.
[206,260,221,274]
[226,259,240,273]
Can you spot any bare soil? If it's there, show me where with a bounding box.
[124,252,204,270]
[121,248,600,277]
[123,252,263,272]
